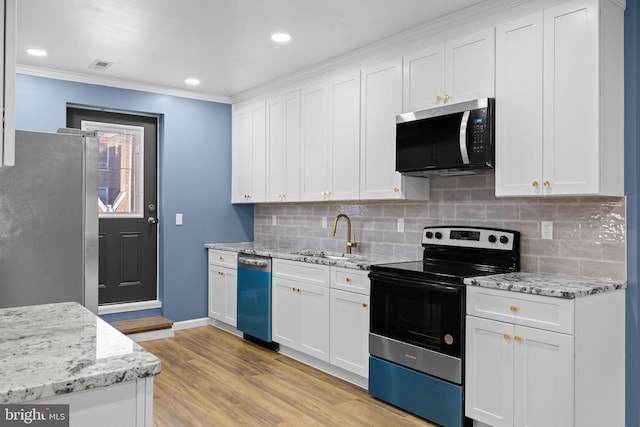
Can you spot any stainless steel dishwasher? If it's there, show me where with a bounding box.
[236,254,279,350]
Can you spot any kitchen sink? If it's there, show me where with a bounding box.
[291,250,355,261]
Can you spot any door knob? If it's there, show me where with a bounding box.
[147,217,158,225]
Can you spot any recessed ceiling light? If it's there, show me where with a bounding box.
[271,33,291,43]
[26,48,47,57]
[185,78,200,86]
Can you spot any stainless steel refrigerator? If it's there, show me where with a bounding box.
[0,129,98,313]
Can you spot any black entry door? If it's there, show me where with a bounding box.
[67,107,158,305]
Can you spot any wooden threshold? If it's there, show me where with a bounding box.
[110,316,174,335]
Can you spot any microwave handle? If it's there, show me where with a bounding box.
[459,110,471,164]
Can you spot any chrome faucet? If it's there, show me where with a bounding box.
[331,213,358,254]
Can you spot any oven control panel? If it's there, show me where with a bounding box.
[422,226,517,250]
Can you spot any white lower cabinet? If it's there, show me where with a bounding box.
[330,267,370,378]
[207,249,237,327]
[330,289,369,378]
[465,286,625,427]
[272,260,371,379]
[272,259,330,361]
[466,316,573,427]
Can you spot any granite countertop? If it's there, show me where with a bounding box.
[0,302,161,404]
[205,242,406,270]
[464,272,626,299]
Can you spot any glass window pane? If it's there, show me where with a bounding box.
[81,121,144,218]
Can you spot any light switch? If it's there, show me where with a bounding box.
[322,217,327,229]
[176,213,183,226]
[541,221,553,239]
[272,215,277,225]
[397,218,404,233]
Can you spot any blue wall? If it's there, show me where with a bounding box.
[15,74,254,322]
[626,1,640,425]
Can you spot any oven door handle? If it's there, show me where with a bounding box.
[369,273,463,294]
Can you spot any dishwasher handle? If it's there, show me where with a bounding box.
[238,255,272,271]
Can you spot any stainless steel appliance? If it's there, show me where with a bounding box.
[237,254,279,350]
[0,129,98,312]
[368,226,519,427]
[396,98,495,177]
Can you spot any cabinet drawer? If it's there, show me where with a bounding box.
[466,286,574,334]
[331,267,370,295]
[273,259,330,286]
[208,249,237,268]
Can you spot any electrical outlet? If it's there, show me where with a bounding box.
[272,215,277,226]
[541,221,553,239]
[176,213,183,226]
[322,217,327,229]
[397,218,405,233]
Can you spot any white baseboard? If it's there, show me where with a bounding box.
[128,328,174,342]
[278,345,368,389]
[208,319,243,337]
[173,317,210,331]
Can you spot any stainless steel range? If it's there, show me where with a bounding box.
[368,226,520,427]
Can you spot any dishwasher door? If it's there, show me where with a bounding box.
[237,254,275,345]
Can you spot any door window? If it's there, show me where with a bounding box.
[82,121,144,218]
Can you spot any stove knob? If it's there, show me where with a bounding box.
[425,231,433,239]
[500,235,509,244]
[434,232,443,239]
[488,234,497,243]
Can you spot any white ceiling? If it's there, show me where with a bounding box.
[16,0,489,100]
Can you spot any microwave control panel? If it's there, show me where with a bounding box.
[469,112,488,157]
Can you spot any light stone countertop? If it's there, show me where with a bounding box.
[464,272,626,299]
[0,302,161,404]
[205,242,407,270]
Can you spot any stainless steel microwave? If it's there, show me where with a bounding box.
[396,98,495,177]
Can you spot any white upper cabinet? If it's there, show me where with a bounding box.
[300,82,329,201]
[266,90,301,202]
[328,71,361,201]
[361,59,429,200]
[231,101,266,203]
[0,0,16,170]
[300,73,361,202]
[495,0,624,197]
[403,28,495,112]
[494,14,544,196]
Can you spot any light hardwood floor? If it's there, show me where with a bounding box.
[140,326,437,427]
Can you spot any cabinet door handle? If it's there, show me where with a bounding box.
[444,94,450,101]
[362,303,368,308]
[543,180,551,187]
[345,277,351,283]
[510,305,518,312]
[436,95,442,102]
[532,181,539,188]
[514,335,522,342]
[219,256,224,261]
[503,333,511,340]
[393,187,400,193]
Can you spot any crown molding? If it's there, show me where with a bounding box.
[16,64,232,105]
[231,0,531,103]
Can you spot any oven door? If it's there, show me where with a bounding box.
[369,270,464,384]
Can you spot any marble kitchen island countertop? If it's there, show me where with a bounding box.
[464,272,626,299]
[0,302,161,404]
[205,242,407,270]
